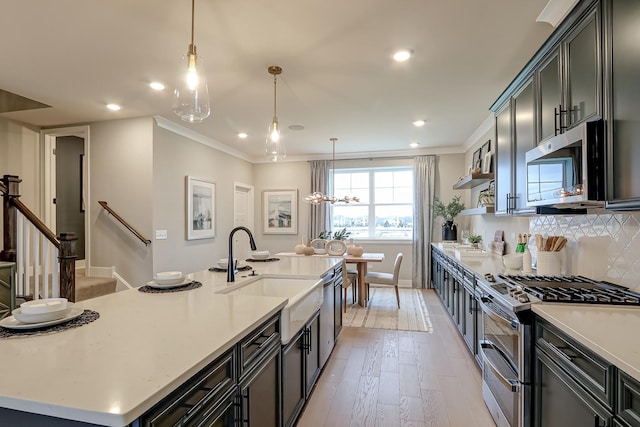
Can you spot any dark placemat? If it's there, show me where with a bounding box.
[209,265,253,272]
[245,258,280,262]
[0,310,100,339]
[138,281,202,293]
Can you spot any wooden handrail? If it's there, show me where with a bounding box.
[98,201,151,246]
[11,197,60,249]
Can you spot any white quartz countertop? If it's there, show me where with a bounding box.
[0,256,341,426]
[532,304,640,382]
[432,243,640,383]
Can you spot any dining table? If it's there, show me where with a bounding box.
[275,252,385,307]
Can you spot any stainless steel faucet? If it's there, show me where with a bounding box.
[227,226,257,282]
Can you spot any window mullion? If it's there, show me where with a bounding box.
[369,171,375,237]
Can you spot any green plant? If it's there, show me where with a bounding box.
[467,234,482,244]
[433,195,465,222]
[318,227,352,241]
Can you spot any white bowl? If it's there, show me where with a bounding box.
[20,298,68,315]
[217,258,238,269]
[13,303,74,323]
[251,250,270,260]
[154,271,184,285]
[502,254,524,270]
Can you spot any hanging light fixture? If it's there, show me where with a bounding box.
[172,0,210,123]
[265,65,286,161]
[305,138,360,204]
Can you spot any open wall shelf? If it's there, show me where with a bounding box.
[452,173,494,190]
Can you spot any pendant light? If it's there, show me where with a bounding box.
[305,138,360,204]
[265,65,286,161]
[172,0,210,123]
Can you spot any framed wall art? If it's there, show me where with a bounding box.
[186,176,215,240]
[263,190,298,234]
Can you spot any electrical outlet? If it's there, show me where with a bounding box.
[155,230,168,240]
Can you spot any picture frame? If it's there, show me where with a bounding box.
[263,190,298,234]
[186,176,215,240]
[482,152,493,173]
[480,140,492,173]
[472,148,482,171]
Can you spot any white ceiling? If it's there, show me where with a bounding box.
[0,0,554,163]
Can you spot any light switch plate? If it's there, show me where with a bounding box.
[155,230,168,240]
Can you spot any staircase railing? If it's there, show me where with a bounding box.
[1,175,77,301]
[98,200,151,246]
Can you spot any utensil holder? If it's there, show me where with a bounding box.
[536,251,562,276]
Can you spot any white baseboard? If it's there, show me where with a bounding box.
[112,271,133,291]
[88,266,132,292]
[398,279,412,288]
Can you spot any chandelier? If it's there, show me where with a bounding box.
[265,65,286,161]
[172,0,211,123]
[305,138,360,204]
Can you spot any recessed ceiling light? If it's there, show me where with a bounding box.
[393,49,413,62]
[149,82,165,91]
[410,142,420,148]
[413,119,426,127]
[238,132,248,139]
[106,103,121,111]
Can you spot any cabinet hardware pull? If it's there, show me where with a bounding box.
[243,390,250,426]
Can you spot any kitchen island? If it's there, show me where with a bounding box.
[0,256,341,426]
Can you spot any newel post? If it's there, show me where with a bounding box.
[0,175,21,262]
[58,232,77,302]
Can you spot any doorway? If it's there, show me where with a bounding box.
[233,182,255,260]
[43,126,90,270]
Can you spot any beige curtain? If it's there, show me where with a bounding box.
[412,155,436,288]
[309,160,330,239]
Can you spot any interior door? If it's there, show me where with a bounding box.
[43,126,90,269]
[234,183,255,261]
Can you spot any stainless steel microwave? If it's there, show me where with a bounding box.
[525,119,605,208]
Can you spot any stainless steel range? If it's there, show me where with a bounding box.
[476,273,640,427]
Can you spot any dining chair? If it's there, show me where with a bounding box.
[342,260,359,312]
[364,253,403,308]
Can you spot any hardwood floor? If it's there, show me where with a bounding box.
[297,289,496,427]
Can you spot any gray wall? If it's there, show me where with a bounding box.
[152,124,253,275]
[89,117,154,287]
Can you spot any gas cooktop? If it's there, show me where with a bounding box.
[498,274,640,305]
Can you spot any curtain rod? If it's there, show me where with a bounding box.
[307,155,432,163]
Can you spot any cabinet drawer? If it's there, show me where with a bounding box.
[536,319,614,409]
[141,348,236,426]
[239,313,280,378]
[617,371,640,427]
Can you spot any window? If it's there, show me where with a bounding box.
[330,166,413,239]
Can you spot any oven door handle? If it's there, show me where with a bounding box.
[479,299,519,331]
[481,342,520,393]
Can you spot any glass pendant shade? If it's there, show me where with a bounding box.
[265,117,286,161]
[172,45,210,123]
[265,66,286,161]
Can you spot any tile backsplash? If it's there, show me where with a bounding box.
[530,213,640,292]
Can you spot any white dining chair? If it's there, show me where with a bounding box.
[364,253,403,308]
[342,260,358,312]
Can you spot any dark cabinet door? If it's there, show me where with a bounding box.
[239,344,281,427]
[305,311,321,398]
[538,51,562,142]
[282,331,305,427]
[535,349,612,427]
[462,287,476,354]
[495,101,512,215]
[333,278,343,339]
[513,79,536,214]
[566,8,600,127]
[607,0,640,209]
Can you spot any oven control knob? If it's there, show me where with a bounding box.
[517,294,530,303]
